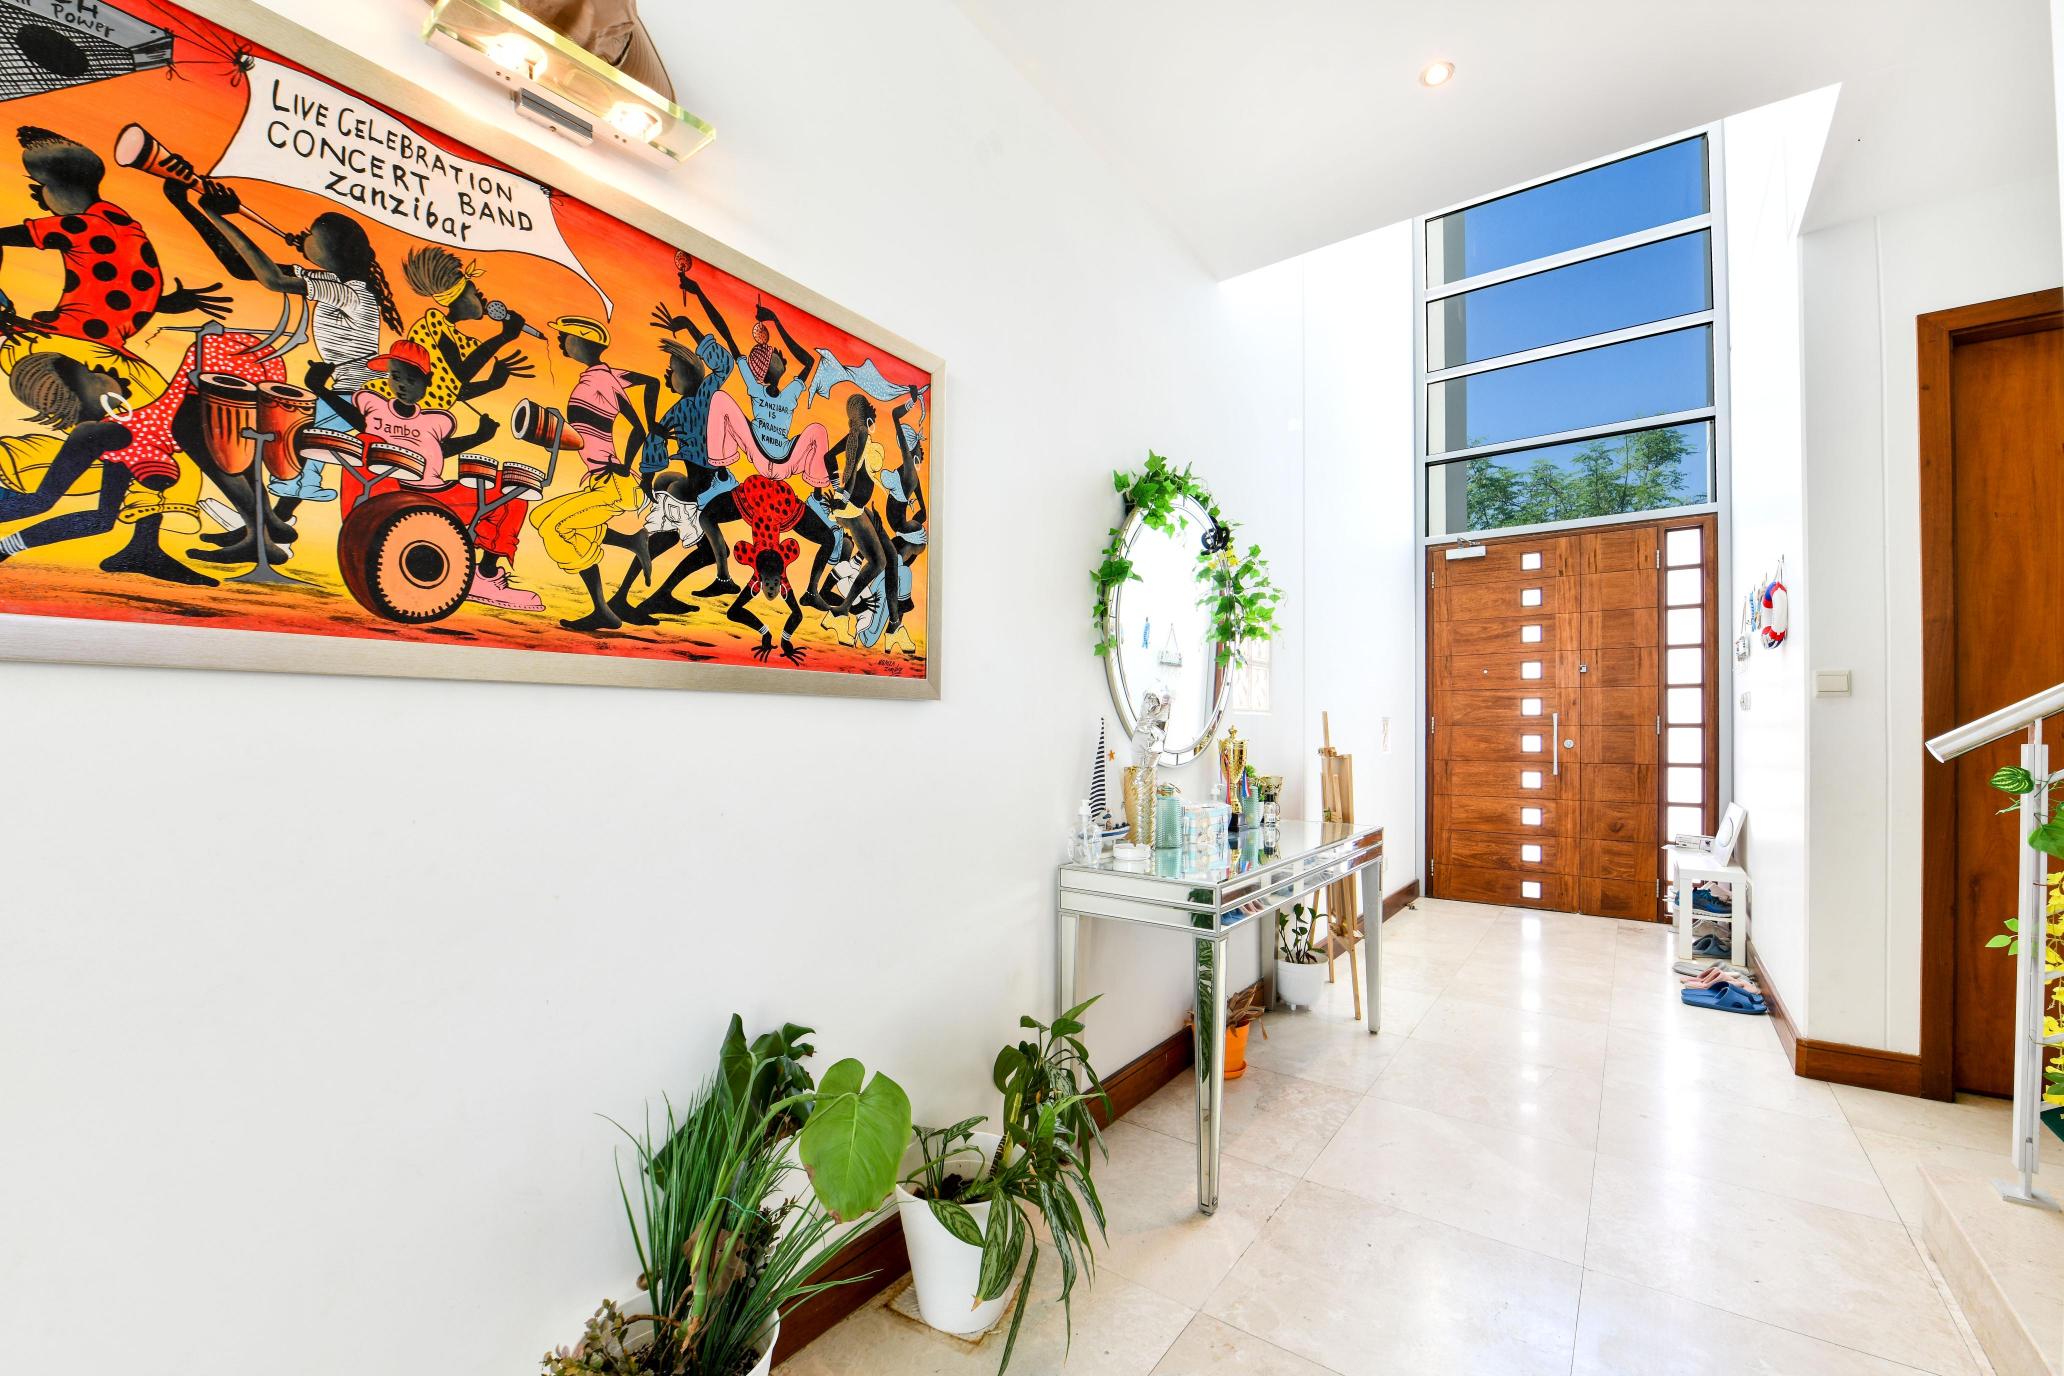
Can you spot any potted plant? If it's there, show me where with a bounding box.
[1275,902,1326,1010]
[897,998,1110,1372]
[545,1017,911,1376]
[1223,985,1266,1078]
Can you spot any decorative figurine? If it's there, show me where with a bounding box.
[1127,690,1170,845]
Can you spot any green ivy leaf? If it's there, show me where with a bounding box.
[1993,766,2037,794]
[2030,821,2064,859]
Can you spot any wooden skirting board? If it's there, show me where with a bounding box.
[777,880,1419,1362]
[1751,944,1927,1099]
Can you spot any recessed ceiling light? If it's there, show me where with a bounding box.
[1420,60,1455,87]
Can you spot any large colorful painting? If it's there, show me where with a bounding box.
[0,0,938,695]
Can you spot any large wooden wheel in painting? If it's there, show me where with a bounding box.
[1919,287,2064,1101]
[1426,514,1720,919]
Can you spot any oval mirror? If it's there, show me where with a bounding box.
[1106,495,1228,765]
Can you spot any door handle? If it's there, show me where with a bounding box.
[1552,712,1560,776]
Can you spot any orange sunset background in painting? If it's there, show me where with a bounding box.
[0,0,931,679]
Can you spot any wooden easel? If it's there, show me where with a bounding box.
[1318,712,1364,1020]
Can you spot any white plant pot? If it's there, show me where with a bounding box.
[744,1317,779,1376]
[1275,958,1326,1010]
[616,1286,778,1375]
[896,1131,1011,1337]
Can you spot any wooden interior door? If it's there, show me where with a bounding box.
[1920,292,2064,1098]
[1429,515,1719,917]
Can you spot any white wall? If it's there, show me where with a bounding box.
[1295,224,1420,878]
[1798,174,2062,1051]
[1721,69,2064,1054]
[0,1,1316,1368]
[1723,91,1837,1028]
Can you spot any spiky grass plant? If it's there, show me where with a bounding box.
[546,1017,909,1376]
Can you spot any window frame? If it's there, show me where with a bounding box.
[1410,122,1736,909]
[1414,126,1731,545]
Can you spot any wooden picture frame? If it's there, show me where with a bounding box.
[0,0,941,700]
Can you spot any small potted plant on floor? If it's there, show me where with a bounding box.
[1275,902,1326,1010]
[1223,984,1266,1078]
[897,998,1110,1372]
[545,1017,911,1376]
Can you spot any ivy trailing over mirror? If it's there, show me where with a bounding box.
[1090,451,1281,666]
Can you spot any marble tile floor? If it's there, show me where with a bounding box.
[780,899,2017,1376]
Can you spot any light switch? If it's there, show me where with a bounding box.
[1814,670,1852,697]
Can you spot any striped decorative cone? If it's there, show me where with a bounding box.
[1089,718,1110,822]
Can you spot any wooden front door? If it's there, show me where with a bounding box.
[1429,515,1719,917]
[1920,289,2064,1099]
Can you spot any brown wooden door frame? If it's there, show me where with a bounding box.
[1424,512,1719,917]
[1918,287,2064,1101]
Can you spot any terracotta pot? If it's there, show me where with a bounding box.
[1225,1024,1251,1078]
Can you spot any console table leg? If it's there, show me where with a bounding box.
[1365,856,1384,1034]
[1193,935,1226,1215]
[1057,910,1079,1020]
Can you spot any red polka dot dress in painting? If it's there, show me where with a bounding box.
[731,474,803,588]
[22,201,161,348]
[104,331,284,489]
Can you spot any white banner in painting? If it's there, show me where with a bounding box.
[210,58,609,312]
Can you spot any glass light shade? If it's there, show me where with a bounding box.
[424,0,714,162]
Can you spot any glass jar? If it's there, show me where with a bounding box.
[1154,785,1183,850]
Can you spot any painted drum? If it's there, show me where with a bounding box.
[337,491,474,624]
[255,381,316,479]
[194,371,261,475]
[509,397,585,454]
[499,459,547,498]
[362,440,425,484]
[296,427,359,468]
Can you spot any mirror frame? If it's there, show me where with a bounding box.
[1103,496,1230,766]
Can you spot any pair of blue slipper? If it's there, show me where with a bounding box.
[1682,981,1766,1015]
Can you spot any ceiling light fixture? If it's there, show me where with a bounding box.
[424,0,713,162]
[1419,60,1455,87]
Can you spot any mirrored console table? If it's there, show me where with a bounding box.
[1057,820,1384,1214]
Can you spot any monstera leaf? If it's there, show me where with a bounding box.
[797,1058,911,1222]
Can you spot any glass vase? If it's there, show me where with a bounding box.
[1127,761,1158,845]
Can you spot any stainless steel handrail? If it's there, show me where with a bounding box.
[1927,680,2064,1212]
[1926,681,2064,761]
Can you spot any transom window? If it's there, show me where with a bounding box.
[1420,133,1725,538]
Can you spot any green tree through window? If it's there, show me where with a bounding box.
[1464,423,1696,531]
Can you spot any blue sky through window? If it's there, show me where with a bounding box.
[1430,327,1712,452]
[1428,138,1709,284]
[1430,231,1711,369]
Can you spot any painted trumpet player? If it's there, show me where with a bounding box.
[0,0,934,687]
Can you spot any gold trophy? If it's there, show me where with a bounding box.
[1219,727,1246,817]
